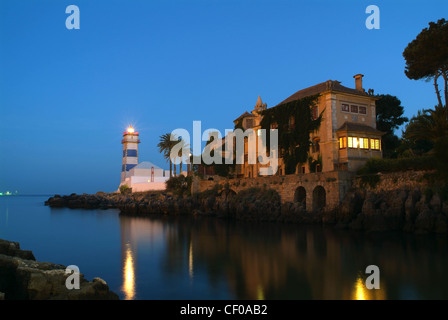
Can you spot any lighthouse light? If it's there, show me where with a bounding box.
[127,127,135,134]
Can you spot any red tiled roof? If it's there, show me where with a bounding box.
[275,80,370,107]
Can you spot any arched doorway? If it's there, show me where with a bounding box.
[312,186,326,211]
[294,186,306,210]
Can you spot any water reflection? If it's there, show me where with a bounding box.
[122,243,136,300]
[351,274,386,300]
[118,215,448,300]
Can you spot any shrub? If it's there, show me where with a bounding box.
[119,184,131,194]
[357,155,436,175]
[165,175,192,196]
[359,174,381,189]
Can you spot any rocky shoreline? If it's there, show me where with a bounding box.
[45,184,448,235]
[0,239,119,300]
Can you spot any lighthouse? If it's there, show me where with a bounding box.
[121,126,140,183]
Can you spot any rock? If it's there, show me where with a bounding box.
[0,239,118,300]
[404,189,421,232]
[0,239,35,260]
[414,205,436,234]
[0,292,4,300]
[337,191,364,223]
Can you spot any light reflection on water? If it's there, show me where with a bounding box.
[122,243,136,300]
[1,196,448,300]
[118,215,448,300]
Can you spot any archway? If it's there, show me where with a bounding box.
[312,186,326,211]
[294,186,306,210]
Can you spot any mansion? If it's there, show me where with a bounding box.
[232,74,384,177]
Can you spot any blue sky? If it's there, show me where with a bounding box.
[0,0,446,194]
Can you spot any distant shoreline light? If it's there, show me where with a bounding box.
[0,191,19,196]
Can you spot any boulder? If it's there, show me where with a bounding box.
[0,239,118,300]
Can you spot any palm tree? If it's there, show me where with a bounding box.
[176,138,191,176]
[157,133,174,177]
[404,105,448,144]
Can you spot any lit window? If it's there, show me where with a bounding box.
[359,106,367,115]
[371,138,381,150]
[339,137,347,149]
[348,137,360,148]
[351,105,358,113]
[348,137,353,148]
[342,104,350,112]
[353,137,359,148]
[360,138,369,149]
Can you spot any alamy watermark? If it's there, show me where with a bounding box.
[168,121,279,176]
[66,5,80,30]
[365,265,380,289]
[366,5,380,30]
[65,265,80,290]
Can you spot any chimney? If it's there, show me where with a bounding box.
[354,74,364,92]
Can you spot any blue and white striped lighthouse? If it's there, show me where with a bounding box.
[121,126,140,183]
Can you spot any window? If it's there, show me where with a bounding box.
[311,105,319,120]
[342,104,350,112]
[348,137,359,148]
[371,138,381,150]
[350,105,358,113]
[301,166,306,174]
[289,116,295,129]
[312,138,320,153]
[246,118,254,128]
[339,137,347,149]
[359,106,367,115]
[359,138,369,149]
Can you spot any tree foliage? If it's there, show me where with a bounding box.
[403,19,448,106]
[404,105,448,144]
[119,184,131,194]
[375,94,409,158]
[401,104,448,180]
[260,94,322,174]
[165,175,192,196]
[157,133,177,177]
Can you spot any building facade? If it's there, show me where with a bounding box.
[233,74,384,177]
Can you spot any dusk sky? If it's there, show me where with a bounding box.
[0,0,446,195]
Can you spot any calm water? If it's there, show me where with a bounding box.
[1,196,448,300]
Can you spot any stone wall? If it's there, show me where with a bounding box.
[193,171,354,212]
[352,170,433,193]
